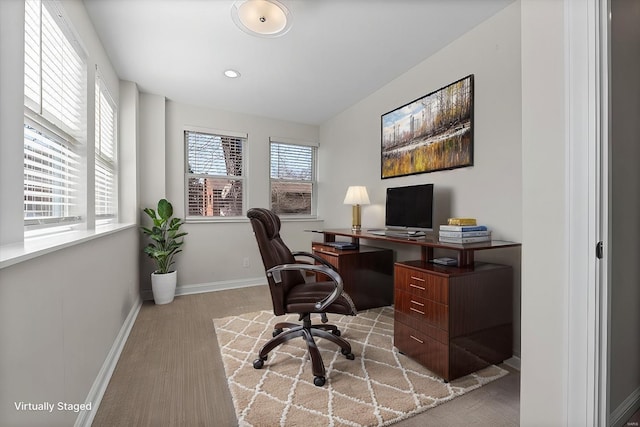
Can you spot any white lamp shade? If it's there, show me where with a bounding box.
[343,186,370,205]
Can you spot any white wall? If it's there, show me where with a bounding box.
[139,93,167,210]
[118,81,140,224]
[0,0,25,246]
[0,1,140,425]
[136,100,323,294]
[520,0,567,425]
[319,2,522,354]
[0,229,139,427]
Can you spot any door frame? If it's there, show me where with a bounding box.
[565,0,610,425]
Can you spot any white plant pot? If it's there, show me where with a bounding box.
[151,271,177,305]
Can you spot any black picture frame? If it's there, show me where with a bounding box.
[381,74,474,179]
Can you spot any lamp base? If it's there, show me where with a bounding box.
[351,205,362,233]
[351,225,362,232]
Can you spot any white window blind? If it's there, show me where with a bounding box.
[23,0,86,227]
[24,0,41,108]
[185,130,245,218]
[23,121,81,224]
[25,0,84,138]
[270,141,316,216]
[95,76,117,221]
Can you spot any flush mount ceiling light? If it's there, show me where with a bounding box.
[224,69,241,78]
[231,0,292,38]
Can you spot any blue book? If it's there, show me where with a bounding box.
[327,242,358,250]
[439,225,488,232]
[439,230,490,238]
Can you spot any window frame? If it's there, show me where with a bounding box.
[23,0,87,232]
[184,127,248,222]
[269,137,318,218]
[95,71,118,224]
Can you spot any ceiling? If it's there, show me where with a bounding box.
[83,0,514,125]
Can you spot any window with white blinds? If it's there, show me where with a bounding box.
[95,76,117,221]
[23,121,81,224]
[185,130,245,218]
[270,141,317,216]
[23,0,86,227]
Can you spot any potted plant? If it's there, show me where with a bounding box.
[141,198,188,304]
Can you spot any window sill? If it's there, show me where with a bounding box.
[277,215,321,222]
[185,216,323,224]
[185,216,249,224]
[0,223,137,270]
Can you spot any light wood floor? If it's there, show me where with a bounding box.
[92,286,520,426]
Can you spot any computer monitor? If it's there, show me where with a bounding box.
[385,183,434,232]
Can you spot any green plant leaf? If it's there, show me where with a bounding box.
[143,246,161,258]
[143,208,156,219]
[169,232,188,240]
[140,226,154,236]
[157,199,173,220]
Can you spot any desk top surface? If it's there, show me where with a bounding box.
[313,229,521,252]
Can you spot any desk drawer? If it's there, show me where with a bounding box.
[394,265,448,304]
[395,289,448,331]
[394,321,449,380]
[395,309,448,344]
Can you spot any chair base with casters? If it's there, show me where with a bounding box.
[253,313,355,387]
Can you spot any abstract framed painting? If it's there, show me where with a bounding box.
[381,75,474,178]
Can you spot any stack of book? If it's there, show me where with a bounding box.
[439,218,491,244]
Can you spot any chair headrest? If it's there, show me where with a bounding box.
[247,208,281,239]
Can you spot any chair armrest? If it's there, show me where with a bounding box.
[291,251,337,272]
[267,263,343,311]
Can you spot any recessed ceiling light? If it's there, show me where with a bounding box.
[231,0,292,38]
[224,69,241,78]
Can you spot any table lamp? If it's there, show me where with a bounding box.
[343,186,370,232]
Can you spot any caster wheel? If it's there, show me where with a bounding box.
[272,328,283,337]
[332,329,341,336]
[253,357,266,369]
[314,376,326,387]
[344,352,355,360]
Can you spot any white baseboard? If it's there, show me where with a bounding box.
[503,356,521,371]
[611,385,640,427]
[74,296,142,427]
[141,276,267,301]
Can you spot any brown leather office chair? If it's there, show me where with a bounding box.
[247,208,357,386]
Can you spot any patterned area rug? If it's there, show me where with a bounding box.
[213,306,507,427]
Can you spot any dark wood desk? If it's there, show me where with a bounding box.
[311,243,393,310]
[310,229,521,381]
[316,229,521,267]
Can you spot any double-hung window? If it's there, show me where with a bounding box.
[269,139,317,216]
[185,129,246,219]
[95,74,117,223]
[24,0,86,230]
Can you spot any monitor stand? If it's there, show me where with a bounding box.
[382,229,425,238]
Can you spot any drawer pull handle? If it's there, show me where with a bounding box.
[410,276,425,282]
[410,300,424,307]
[409,283,426,291]
[410,307,425,315]
[410,335,424,344]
